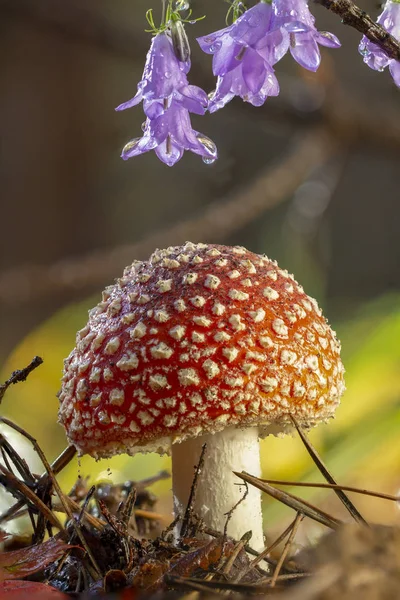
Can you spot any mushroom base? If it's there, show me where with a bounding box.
[171,426,265,551]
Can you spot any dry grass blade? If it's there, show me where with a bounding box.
[270,512,304,587]
[0,418,102,578]
[166,575,272,594]
[290,416,368,525]
[0,356,43,403]
[257,478,400,502]
[235,472,342,530]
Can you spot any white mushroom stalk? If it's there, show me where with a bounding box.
[172,426,264,549]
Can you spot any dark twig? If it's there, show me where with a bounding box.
[0,418,102,578]
[223,481,251,543]
[290,416,368,526]
[119,487,137,528]
[179,443,207,540]
[0,356,43,403]
[315,0,400,61]
[270,512,304,587]
[0,464,64,530]
[235,471,342,530]
[0,444,77,528]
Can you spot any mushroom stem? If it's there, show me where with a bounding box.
[171,426,264,550]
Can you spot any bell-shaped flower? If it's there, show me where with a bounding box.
[272,0,341,71]
[116,31,217,165]
[358,0,400,87]
[197,3,285,111]
[121,99,217,167]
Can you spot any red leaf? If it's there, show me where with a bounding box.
[0,580,68,598]
[0,537,76,581]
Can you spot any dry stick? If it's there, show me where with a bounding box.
[219,530,253,576]
[0,434,35,484]
[0,418,102,578]
[270,512,305,588]
[0,464,64,530]
[235,515,300,582]
[235,471,342,530]
[0,444,77,527]
[119,487,137,528]
[180,443,207,540]
[0,356,43,403]
[0,129,335,305]
[315,0,400,61]
[256,479,399,503]
[290,416,368,526]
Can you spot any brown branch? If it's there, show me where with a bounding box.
[0,357,43,404]
[315,0,400,61]
[0,128,336,305]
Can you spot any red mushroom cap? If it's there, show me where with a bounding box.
[58,243,345,458]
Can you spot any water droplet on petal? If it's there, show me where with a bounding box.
[141,121,146,132]
[197,134,217,155]
[122,138,141,153]
[208,90,216,100]
[175,0,190,10]
[164,71,172,78]
[197,134,218,164]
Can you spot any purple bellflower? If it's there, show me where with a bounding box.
[197,3,286,111]
[358,0,400,87]
[116,31,217,166]
[197,0,340,112]
[271,0,341,72]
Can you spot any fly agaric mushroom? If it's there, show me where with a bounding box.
[58,242,345,549]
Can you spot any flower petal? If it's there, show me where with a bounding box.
[142,33,190,99]
[121,133,157,159]
[273,0,316,29]
[242,48,268,94]
[143,99,164,119]
[316,31,341,48]
[256,28,290,65]
[208,72,235,112]
[232,3,273,46]
[246,70,280,106]
[155,138,184,166]
[389,59,400,87]
[197,26,233,54]
[115,89,143,111]
[290,32,321,71]
[175,85,209,114]
[212,37,245,76]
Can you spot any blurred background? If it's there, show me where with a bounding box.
[1,0,400,540]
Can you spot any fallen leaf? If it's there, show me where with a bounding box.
[0,579,68,598]
[0,537,76,581]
